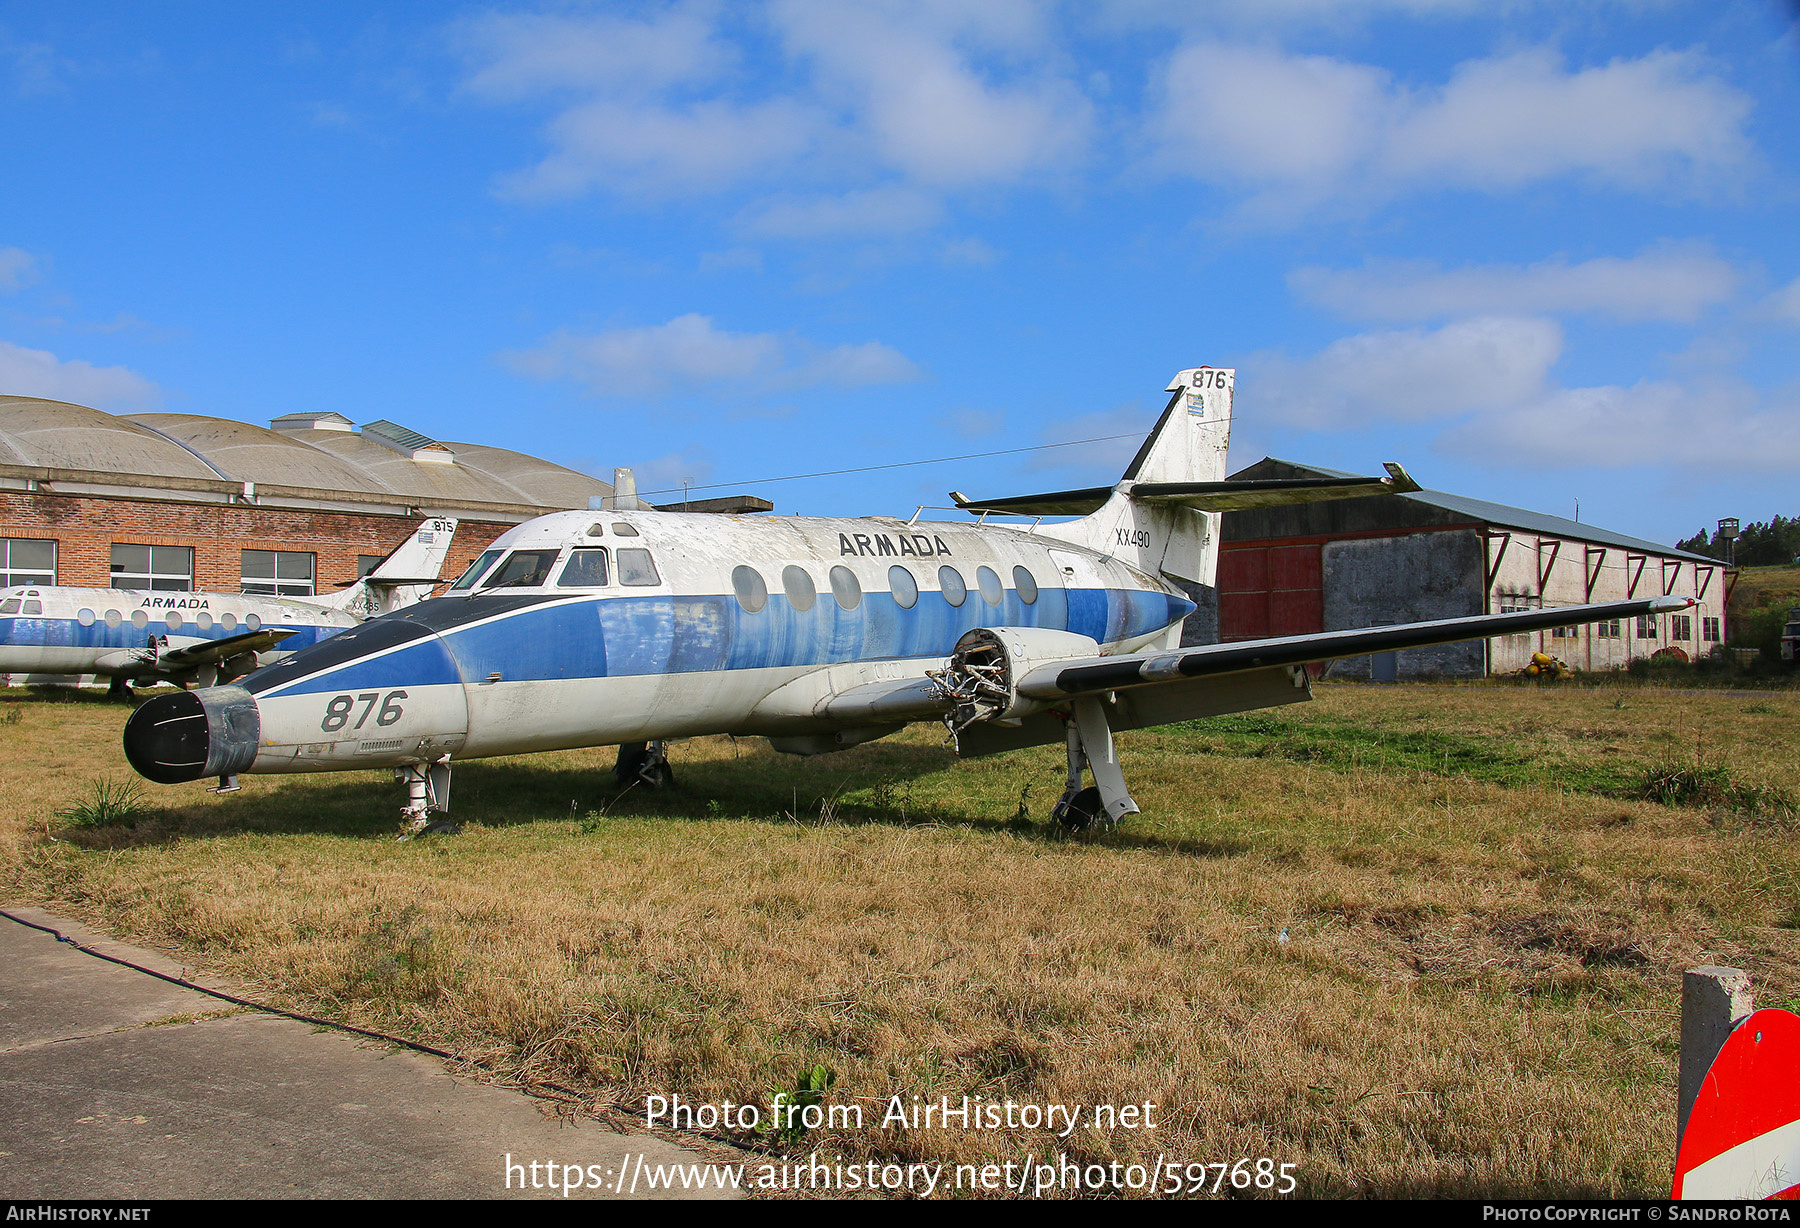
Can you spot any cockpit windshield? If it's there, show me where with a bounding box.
[449,549,503,592]
[483,549,563,589]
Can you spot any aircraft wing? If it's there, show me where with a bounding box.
[950,464,1421,517]
[817,595,1691,729]
[154,628,297,671]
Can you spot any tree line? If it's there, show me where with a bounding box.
[1678,515,1800,566]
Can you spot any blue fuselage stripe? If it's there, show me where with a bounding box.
[0,618,339,653]
[263,586,1195,696]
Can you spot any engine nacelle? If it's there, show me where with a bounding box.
[935,626,1101,730]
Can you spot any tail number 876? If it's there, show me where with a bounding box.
[321,690,408,732]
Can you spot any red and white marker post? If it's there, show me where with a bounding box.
[1674,1007,1800,1200]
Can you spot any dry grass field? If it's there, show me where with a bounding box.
[3,680,1797,1198]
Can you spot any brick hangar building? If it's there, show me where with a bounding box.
[1181,459,1731,679]
[0,394,637,602]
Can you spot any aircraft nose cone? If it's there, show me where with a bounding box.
[123,685,261,784]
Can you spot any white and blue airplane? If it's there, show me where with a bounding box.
[1,518,458,694]
[122,369,1693,835]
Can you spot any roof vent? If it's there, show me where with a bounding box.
[270,411,355,434]
[361,420,456,464]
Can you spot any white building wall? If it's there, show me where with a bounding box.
[1485,532,1727,674]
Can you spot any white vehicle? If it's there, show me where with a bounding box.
[1,518,457,692]
[123,370,1693,835]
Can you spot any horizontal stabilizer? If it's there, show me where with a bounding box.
[157,628,296,670]
[1019,596,1694,699]
[332,576,446,588]
[951,462,1421,517]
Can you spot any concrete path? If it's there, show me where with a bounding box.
[0,908,740,1199]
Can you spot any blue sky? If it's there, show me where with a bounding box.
[2,1,1797,545]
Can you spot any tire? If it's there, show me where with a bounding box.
[638,759,674,789]
[1052,786,1104,832]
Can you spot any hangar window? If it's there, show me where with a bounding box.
[1551,625,1578,639]
[1,538,56,587]
[242,550,316,598]
[450,549,503,591]
[975,565,1003,607]
[939,565,967,608]
[1013,566,1038,605]
[111,544,193,592]
[732,565,768,612]
[617,549,661,587]
[888,566,918,609]
[557,549,610,588]
[1595,619,1621,639]
[829,566,862,611]
[783,565,816,611]
[1636,615,1658,640]
[484,550,561,589]
[1703,617,1721,642]
[1672,614,1692,641]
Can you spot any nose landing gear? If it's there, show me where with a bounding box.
[397,758,456,839]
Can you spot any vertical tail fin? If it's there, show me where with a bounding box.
[1040,368,1233,585]
[312,517,459,617]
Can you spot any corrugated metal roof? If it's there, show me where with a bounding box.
[1258,458,1718,564]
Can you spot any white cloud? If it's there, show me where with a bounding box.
[742,187,944,238]
[0,247,36,292]
[1247,317,1564,427]
[1026,405,1152,475]
[499,313,922,397]
[454,9,727,102]
[1766,276,1800,327]
[0,340,161,409]
[1290,245,1744,324]
[1439,381,1800,472]
[1154,45,1753,211]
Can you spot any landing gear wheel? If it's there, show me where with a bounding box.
[107,677,133,701]
[419,819,462,836]
[613,743,675,789]
[637,759,673,789]
[1052,786,1105,832]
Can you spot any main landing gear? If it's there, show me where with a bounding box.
[397,758,456,840]
[613,741,675,789]
[1051,697,1140,833]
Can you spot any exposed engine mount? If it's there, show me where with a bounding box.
[928,627,1101,737]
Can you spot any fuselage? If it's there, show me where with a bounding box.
[0,585,358,681]
[208,508,1195,776]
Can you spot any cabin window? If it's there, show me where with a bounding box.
[242,549,316,598]
[484,549,562,589]
[617,549,661,587]
[976,565,1003,607]
[557,548,610,588]
[195,612,212,630]
[888,566,918,609]
[165,610,183,631]
[105,609,122,627]
[130,609,148,629]
[0,538,56,587]
[586,523,605,538]
[246,614,262,631]
[1013,566,1038,605]
[939,565,967,607]
[220,612,237,631]
[111,544,193,592]
[612,523,640,537]
[732,565,768,612]
[0,599,19,615]
[450,549,503,591]
[783,565,816,611]
[77,608,95,626]
[22,599,41,615]
[829,565,862,611]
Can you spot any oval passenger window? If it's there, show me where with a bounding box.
[939,566,966,607]
[165,611,182,630]
[221,612,237,631]
[1014,566,1038,605]
[732,565,768,613]
[105,609,122,627]
[829,565,861,611]
[77,608,95,626]
[783,565,816,612]
[976,565,1003,606]
[888,566,918,609]
[130,610,148,629]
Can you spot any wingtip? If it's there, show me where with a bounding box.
[1381,462,1423,493]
